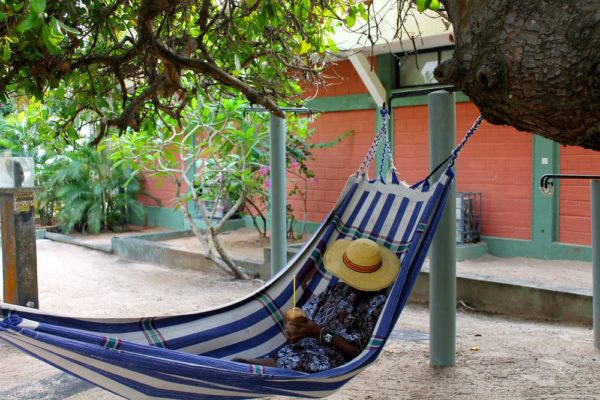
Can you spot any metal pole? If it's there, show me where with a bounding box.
[269,114,287,276]
[592,180,600,349]
[428,90,456,366]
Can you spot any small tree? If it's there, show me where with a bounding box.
[116,96,324,279]
[117,97,261,279]
[49,146,145,234]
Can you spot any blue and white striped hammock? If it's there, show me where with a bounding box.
[0,111,482,399]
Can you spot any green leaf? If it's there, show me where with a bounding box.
[96,97,111,110]
[429,0,440,11]
[17,12,42,32]
[298,40,311,55]
[326,37,339,53]
[416,0,428,12]
[12,2,25,12]
[49,18,66,40]
[54,17,82,35]
[2,44,10,62]
[357,3,368,20]
[42,24,61,54]
[30,0,46,14]
[345,12,356,28]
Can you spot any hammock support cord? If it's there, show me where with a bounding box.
[356,107,397,179]
[425,115,484,182]
[0,114,483,400]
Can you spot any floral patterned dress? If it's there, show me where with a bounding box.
[274,282,387,373]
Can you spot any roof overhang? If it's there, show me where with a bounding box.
[329,5,454,107]
[332,4,453,56]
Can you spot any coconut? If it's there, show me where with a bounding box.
[285,307,307,324]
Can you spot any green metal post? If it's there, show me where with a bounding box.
[270,114,287,276]
[592,180,600,349]
[428,90,456,366]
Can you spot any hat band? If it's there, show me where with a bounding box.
[342,253,382,273]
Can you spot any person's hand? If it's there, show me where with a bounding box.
[284,318,320,343]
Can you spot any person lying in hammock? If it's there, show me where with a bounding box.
[238,237,400,373]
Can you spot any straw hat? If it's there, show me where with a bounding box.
[323,238,400,291]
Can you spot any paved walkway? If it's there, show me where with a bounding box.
[452,254,592,294]
[64,228,596,295]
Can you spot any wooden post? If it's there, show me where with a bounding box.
[1,188,39,308]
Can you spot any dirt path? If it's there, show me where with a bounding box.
[0,239,598,399]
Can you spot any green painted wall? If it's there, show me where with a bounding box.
[307,93,375,112]
[143,206,186,230]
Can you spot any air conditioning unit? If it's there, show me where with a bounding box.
[456,192,481,244]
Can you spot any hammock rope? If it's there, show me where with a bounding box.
[356,108,396,178]
[0,113,484,400]
[425,115,484,183]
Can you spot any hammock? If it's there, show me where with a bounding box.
[0,111,483,399]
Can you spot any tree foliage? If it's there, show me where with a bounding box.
[0,100,65,224]
[114,95,330,278]
[0,100,145,231]
[48,146,145,234]
[3,1,597,149]
[0,0,363,145]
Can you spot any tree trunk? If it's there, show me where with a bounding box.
[436,0,600,150]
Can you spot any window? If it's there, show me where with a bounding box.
[396,47,454,88]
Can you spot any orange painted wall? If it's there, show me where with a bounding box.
[559,146,600,245]
[135,54,598,249]
[288,109,376,223]
[139,175,182,209]
[289,59,373,222]
[138,147,188,209]
[393,102,533,240]
[302,59,372,99]
[454,104,533,239]
[291,102,533,240]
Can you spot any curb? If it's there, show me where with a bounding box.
[410,268,592,325]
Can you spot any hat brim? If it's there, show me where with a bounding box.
[323,239,400,291]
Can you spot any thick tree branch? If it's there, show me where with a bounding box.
[138,0,285,118]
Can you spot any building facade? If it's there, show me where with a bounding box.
[141,51,600,262]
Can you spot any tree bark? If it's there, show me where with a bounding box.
[436,0,600,150]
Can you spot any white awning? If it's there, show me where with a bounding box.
[332,3,453,56]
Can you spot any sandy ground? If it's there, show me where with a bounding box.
[0,230,598,399]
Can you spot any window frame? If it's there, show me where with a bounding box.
[394,45,455,90]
